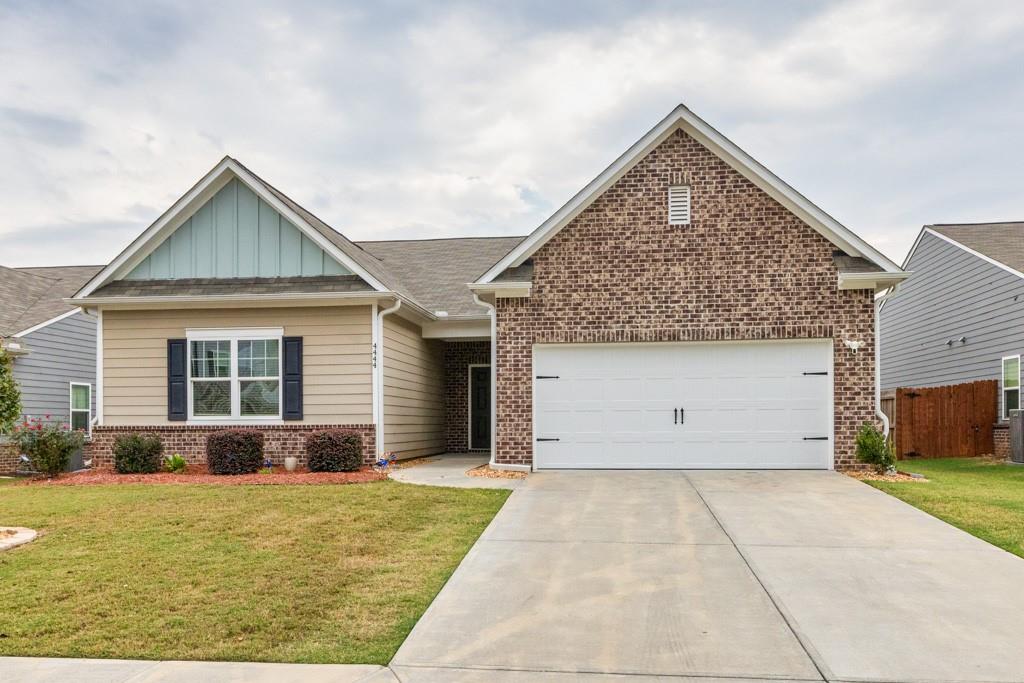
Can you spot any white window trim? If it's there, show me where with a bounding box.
[69,382,92,437]
[1002,355,1020,421]
[185,328,284,424]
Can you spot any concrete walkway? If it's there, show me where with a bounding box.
[0,657,396,682]
[389,453,525,489]
[392,469,1024,682]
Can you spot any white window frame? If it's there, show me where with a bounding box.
[1002,354,1020,420]
[668,185,691,226]
[186,328,284,423]
[69,382,92,437]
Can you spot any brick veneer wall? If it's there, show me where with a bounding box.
[994,423,1009,460]
[87,424,376,469]
[444,341,491,452]
[494,128,877,470]
[0,438,19,474]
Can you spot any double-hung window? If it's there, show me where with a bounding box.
[187,329,282,421]
[69,382,92,436]
[1003,355,1020,420]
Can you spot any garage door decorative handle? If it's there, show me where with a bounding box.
[674,408,678,424]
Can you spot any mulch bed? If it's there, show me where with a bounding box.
[467,464,528,480]
[846,470,929,483]
[17,465,386,487]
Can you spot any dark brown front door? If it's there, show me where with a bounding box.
[470,366,491,450]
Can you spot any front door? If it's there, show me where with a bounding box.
[470,365,491,450]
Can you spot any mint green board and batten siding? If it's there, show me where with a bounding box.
[126,178,351,280]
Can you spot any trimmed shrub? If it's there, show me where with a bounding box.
[113,433,164,474]
[206,429,264,475]
[306,430,363,472]
[855,422,896,473]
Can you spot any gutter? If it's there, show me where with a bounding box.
[374,299,402,457]
[875,285,901,438]
[472,292,498,468]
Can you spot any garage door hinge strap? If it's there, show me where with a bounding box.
[536,438,560,442]
[535,375,560,379]
[802,371,828,375]
[803,436,829,441]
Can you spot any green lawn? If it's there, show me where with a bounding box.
[0,480,508,663]
[867,458,1024,559]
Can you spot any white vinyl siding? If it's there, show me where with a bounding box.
[668,185,691,225]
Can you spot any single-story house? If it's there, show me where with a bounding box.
[70,104,906,471]
[0,264,101,472]
[880,222,1024,458]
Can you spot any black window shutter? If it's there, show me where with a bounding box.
[282,336,303,420]
[167,339,187,421]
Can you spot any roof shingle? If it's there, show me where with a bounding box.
[0,265,102,336]
[928,222,1024,274]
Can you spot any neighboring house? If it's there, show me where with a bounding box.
[0,264,101,472]
[70,104,905,471]
[880,222,1024,457]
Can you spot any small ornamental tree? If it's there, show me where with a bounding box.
[0,348,21,435]
[855,422,896,473]
[12,417,85,477]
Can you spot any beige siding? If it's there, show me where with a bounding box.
[382,315,445,458]
[103,306,372,425]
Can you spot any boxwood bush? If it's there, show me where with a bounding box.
[206,429,264,475]
[113,433,164,474]
[306,430,363,472]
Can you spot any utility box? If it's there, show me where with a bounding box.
[1011,411,1024,464]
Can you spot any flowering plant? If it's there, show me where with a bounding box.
[11,416,85,477]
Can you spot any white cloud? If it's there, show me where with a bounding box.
[0,0,1022,267]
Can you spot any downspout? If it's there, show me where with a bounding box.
[472,293,498,467]
[375,299,401,457]
[875,285,901,438]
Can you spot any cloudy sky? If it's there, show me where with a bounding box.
[1,0,1022,268]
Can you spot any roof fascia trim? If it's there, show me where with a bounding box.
[76,158,388,299]
[920,227,1024,282]
[12,308,83,338]
[476,105,902,283]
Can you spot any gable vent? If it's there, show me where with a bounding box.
[668,185,691,225]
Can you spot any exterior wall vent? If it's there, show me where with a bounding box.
[668,185,691,226]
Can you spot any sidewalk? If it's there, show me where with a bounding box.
[0,657,397,682]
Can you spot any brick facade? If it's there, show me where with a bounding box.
[494,128,877,470]
[87,424,376,469]
[444,341,491,453]
[994,423,1009,460]
[0,438,19,474]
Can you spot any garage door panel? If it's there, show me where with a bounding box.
[534,340,832,470]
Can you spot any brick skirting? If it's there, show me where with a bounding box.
[0,438,19,474]
[87,424,376,469]
[994,423,1009,461]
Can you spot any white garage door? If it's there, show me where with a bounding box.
[533,340,833,470]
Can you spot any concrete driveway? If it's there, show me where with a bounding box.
[392,470,1024,682]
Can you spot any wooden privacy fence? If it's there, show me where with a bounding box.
[894,380,998,459]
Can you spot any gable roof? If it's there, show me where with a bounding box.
[475,104,904,284]
[0,264,102,337]
[73,157,411,302]
[358,236,524,318]
[921,222,1024,278]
